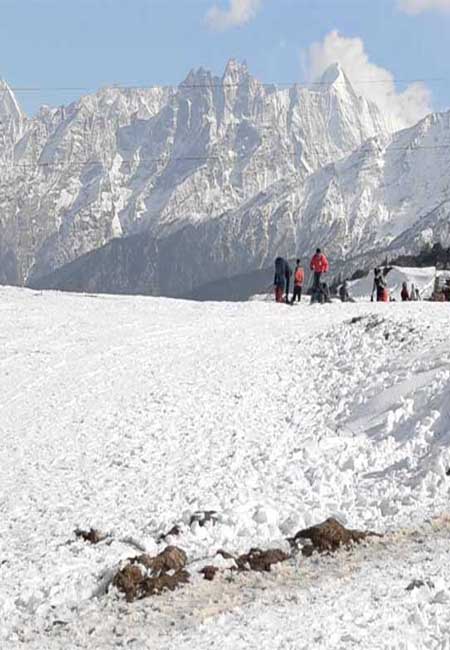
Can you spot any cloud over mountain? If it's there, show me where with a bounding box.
[303,30,432,129]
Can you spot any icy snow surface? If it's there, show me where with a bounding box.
[1,287,450,649]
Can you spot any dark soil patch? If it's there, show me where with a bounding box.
[129,546,187,574]
[292,517,379,554]
[236,548,290,572]
[113,546,189,602]
[200,566,219,581]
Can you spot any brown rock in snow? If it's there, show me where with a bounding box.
[129,546,187,575]
[237,548,290,572]
[113,546,190,601]
[200,566,219,581]
[112,564,145,602]
[293,517,377,553]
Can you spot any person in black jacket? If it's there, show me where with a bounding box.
[274,257,292,303]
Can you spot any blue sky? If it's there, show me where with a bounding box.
[1,0,449,120]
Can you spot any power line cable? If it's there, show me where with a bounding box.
[0,78,447,93]
[1,142,450,172]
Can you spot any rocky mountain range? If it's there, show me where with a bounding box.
[1,61,449,297]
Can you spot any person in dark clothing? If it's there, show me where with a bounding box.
[371,267,386,302]
[291,259,305,303]
[274,257,292,303]
[401,282,410,301]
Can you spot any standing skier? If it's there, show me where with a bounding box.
[291,259,305,303]
[274,257,292,304]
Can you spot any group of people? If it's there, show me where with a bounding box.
[401,282,421,301]
[274,257,422,304]
[274,249,330,304]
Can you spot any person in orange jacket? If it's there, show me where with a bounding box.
[291,259,304,303]
[310,248,330,292]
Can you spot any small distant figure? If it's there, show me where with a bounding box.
[339,280,355,303]
[410,283,417,301]
[415,287,421,301]
[310,248,330,291]
[291,259,305,303]
[401,281,410,302]
[274,257,292,304]
[372,267,388,302]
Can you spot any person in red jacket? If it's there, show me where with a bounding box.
[291,259,305,303]
[310,248,330,292]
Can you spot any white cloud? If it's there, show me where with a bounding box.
[398,0,450,14]
[206,0,261,31]
[303,30,432,128]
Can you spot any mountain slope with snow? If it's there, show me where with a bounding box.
[33,109,450,299]
[1,287,450,648]
[0,62,392,286]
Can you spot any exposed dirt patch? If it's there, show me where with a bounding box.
[112,546,190,602]
[129,546,187,574]
[236,548,290,572]
[292,517,379,553]
[200,566,219,581]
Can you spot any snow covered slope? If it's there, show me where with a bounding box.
[1,287,450,648]
[0,62,392,286]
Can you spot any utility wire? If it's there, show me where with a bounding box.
[0,78,447,93]
[1,143,450,172]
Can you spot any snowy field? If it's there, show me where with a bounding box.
[1,286,450,649]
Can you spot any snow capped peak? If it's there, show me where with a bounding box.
[222,58,250,83]
[0,78,25,120]
[181,66,215,88]
[319,62,347,85]
[0,78,25,149]
[318,62,358,100]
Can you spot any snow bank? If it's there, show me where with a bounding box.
[0,287,450,648]
[349,265,446,300]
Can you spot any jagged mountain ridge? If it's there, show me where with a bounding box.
[31,109,450,298]
[0,61,393,285]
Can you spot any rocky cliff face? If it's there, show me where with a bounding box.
[31,108,450,298]
[0,61,392,286]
